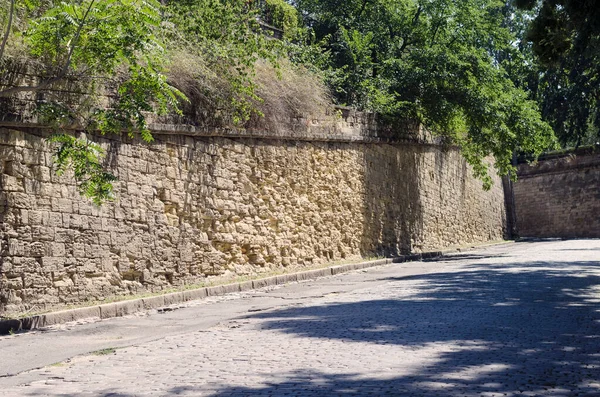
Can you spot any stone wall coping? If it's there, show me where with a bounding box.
[149,123,423,144]
[0,244,513,335]
[0,120,445,146]
[518,144,600,163]
[517,151,600,178]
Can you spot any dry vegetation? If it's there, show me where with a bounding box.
[164,49,236,128]
[250,59,333,129]
[165,49,334,130]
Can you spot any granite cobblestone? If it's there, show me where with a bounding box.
[0,240,598,396]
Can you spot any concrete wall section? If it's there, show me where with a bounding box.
[514,151,600,238]
[0,127,506,315]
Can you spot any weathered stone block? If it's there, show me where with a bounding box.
[252,276,277,289]
[41,257,64,270]
[51,198,73,213]
[99,303,117,319]
[238,280,254,291]
[113,299,144,317]
[163,292,184,306]
[1,175,24,192]
[7,192,32,208]
[27,242,47,257]
[182,288,208,302]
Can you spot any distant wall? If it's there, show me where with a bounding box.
[514,149,600,238]
[0,115,506,315]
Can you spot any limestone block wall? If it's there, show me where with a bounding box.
[0,126,506,315]
[514,150,600,238]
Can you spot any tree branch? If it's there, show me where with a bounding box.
[430,18,444,46]
[412,5,423,27]
[397,5,423,56]
[0,0,96,98]
[398,37,411,54]
[0,0,15,59]
[62,0,96,76]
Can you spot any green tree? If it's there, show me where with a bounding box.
[515,0,600,147]
[0,0,184,204]
[296,0,557,186]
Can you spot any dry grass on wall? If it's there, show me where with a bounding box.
[165,49,237,128]
[248,59,335,131]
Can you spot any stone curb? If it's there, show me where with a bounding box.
[0,244,508,335]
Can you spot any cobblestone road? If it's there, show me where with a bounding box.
[1,240,599,396]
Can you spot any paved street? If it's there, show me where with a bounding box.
[1,239,599,396]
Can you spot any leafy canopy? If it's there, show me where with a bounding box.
[296,0,557,185]
[515,0,600,147]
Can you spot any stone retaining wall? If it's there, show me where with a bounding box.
[0,123,506,315]
[514,149,600,238]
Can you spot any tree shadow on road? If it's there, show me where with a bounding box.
[207,259,600,396]
[15,259,600,397]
